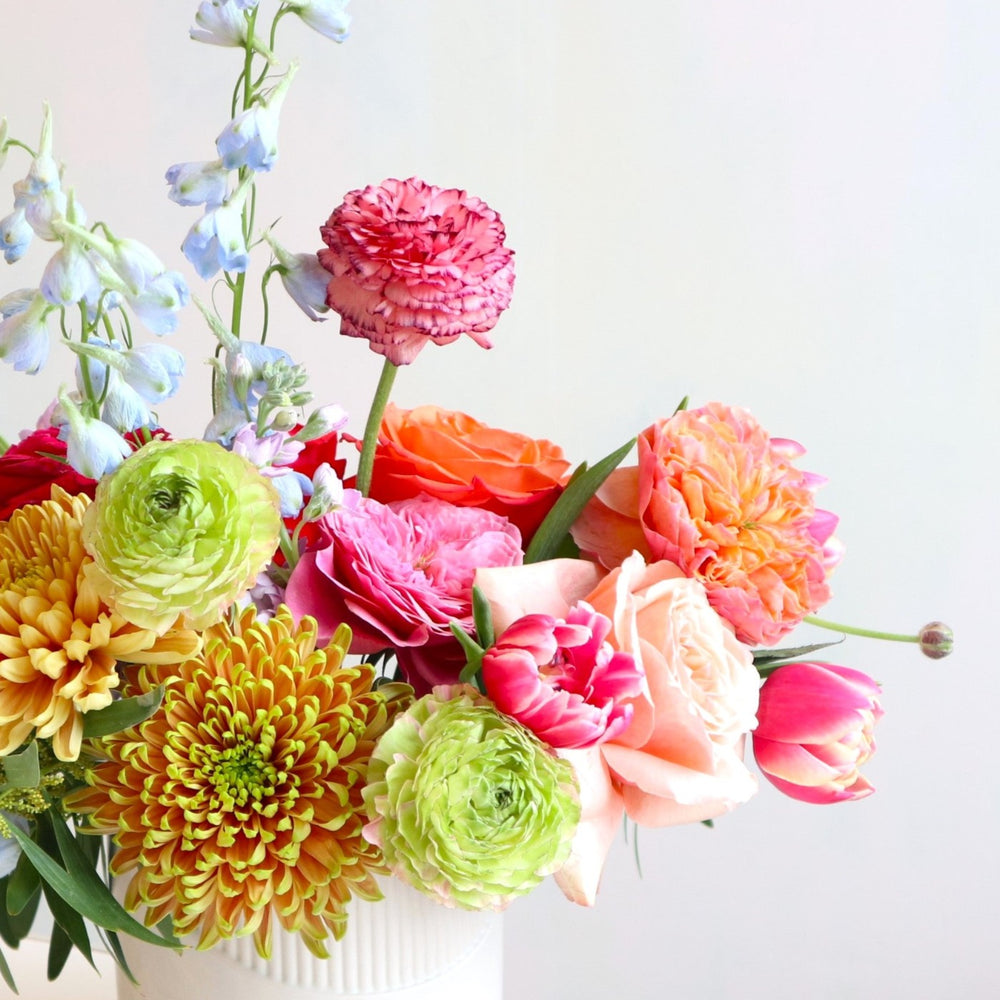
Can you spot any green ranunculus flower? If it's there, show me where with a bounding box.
[363,683,580,910]
[81,439,281,632]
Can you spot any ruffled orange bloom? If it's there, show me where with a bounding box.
[65,608,407,957]
[0,487,198,762]
[370,403,570,541]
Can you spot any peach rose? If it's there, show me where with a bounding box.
[369,403,571,541]
[586,554,759,828]
[477,552,760,904]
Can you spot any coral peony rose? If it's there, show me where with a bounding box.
[370,404,570,540]
[637,403,841,646]
[285,495,523,692]
[752,661,882,804]
[319,177,515,365]
[0,427,96,520]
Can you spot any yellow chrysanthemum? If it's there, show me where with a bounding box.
[0,487,200,762]
[65,607,408,958]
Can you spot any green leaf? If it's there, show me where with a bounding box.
[82,687,164,739]
[753,638,846,677]
[5,852,41,916]
[1,742,40,790]
[41,880,95,970]
[0,874,40,947]
[471,585,495,651]
[0,942,18,994]
[525,437,635,564]
[46,921,74,981]
[6,822,180,950]
[450,622,485,687]
[101,930,137,987]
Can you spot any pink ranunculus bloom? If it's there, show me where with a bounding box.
[752,661,883,804]
[285,494,522,689]
[477,552,760,905]
[637,402,842,647]
[318,177,515,366]
[481,602,645,750]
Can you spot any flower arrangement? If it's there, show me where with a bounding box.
[0,1,953,992]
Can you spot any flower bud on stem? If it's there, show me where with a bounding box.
[804,615,954,659]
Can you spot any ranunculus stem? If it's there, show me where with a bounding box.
[356,359,399,496]
[803,615,919,644]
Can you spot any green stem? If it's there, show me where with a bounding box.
[355,359,399,496]
[803,615,919,644]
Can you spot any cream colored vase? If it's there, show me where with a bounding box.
[114,877,503,1000]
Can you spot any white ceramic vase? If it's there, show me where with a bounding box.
[114,877,503,1000]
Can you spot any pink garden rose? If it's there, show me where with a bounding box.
[752,661,883,804]
[318,177,515,365]
[481,602,645,749]
[285,494,522,692]
[477,552,760,904]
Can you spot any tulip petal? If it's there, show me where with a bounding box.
[755,662,880,744]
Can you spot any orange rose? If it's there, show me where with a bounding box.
[369,404,571,541]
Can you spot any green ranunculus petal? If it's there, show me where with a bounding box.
[364,684,579,910]
[81,439,281,633]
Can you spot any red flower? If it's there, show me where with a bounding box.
[0,426,173,522]
[0,428,97,520]
[318,177,515,365]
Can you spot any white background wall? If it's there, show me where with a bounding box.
[1,2,996,998]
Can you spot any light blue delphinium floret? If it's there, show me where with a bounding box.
[181,175,252,279]
[265,232,329,321]
[0,207,33,263]
[57,390,132,478]
[164,159,230,208]
[215,63,298,172]
[0,292,51,373]
[191,0,250,47]
[290,0,352,42]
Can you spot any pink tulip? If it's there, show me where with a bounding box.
[752,661,883,804]
[481,602,645,749]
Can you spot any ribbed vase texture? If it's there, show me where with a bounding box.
[114,877,503,1000]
